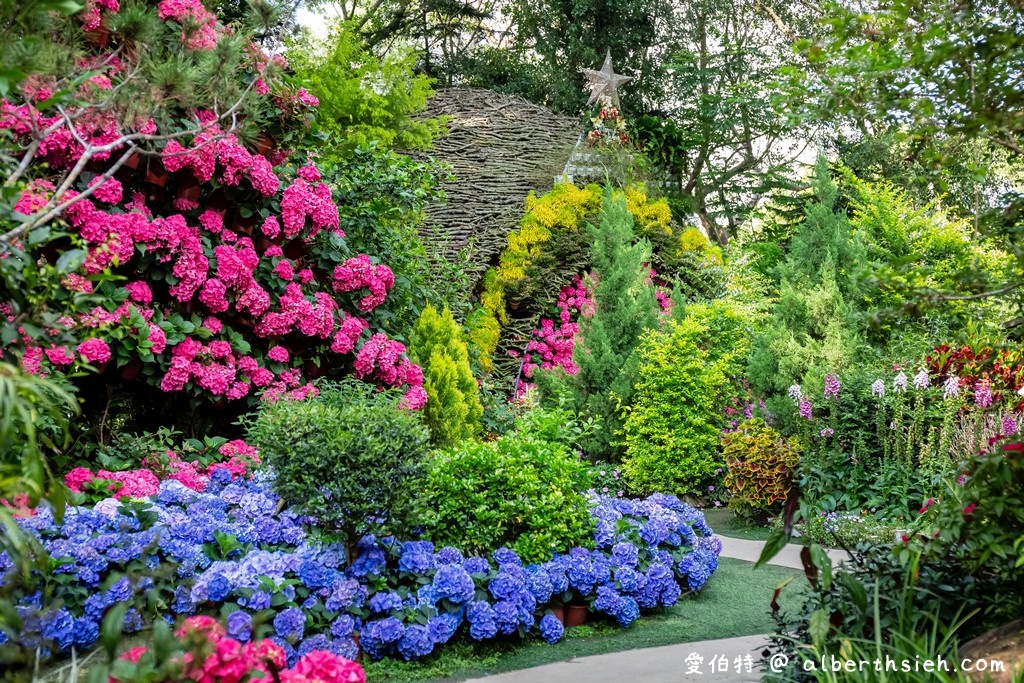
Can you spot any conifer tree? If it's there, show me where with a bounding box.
[409,304,482,445]
[747,157,866,401]
[553,188,659,460]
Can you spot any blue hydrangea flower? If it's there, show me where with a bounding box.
[369,591,404,614]
[539,613,564,644]
[427,612,460,644]
[594,584,622,614]
[298,560,337,589]
[492,548,521,566]
[466,600,497,640]
[206,574,231,602]
[397,623,434,660]
[432,565,475,604]
[40,609,75,651]
[493,601,519,635]
[610,542,639,568]
[73,618,99,647]
[463,556,491,575]
[362,616,404,658]
[227,611,252,642]
[325,579,364,612]
[122,608,143,634]
[527,568,553,603]
[330,615,355,638]
[614,566,641,593]
[616,595,641,627]
[273,607,305,642]
[246,590,272,611]
[436,547,464,565]
[298,633,335,657]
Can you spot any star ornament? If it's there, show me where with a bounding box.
[581,49,631,107]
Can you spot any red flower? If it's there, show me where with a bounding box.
[962,503,977,517]
[918,498,935,514]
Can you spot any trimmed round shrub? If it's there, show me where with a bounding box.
[722,418,801,520]
[420,432,594,563]
[245,380,430,561]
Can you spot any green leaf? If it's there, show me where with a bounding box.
[755,527,789,568]
[809,608,829,648]
[839,572,867,612]
[101,602,129,659]
[55,249,87,273]
[41,0,85,15]
[809,544,833,590]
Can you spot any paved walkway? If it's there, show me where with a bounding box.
[468,634,772,683]
[464,533,841,682]
[717,535,849,570]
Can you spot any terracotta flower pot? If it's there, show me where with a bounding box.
[549,603,566,625]
[144,159,168,187]
[176,173,201,202]
[121,150,140,170]
[253,133,276,156]
[234,214,257,235]
[117,359,142,382]
[351,634,363,663]
[564,604,588,627]
[306,359,326,379]
[85,24,109,49]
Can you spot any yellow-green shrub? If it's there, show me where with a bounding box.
[622,317,730,496]
[624,184,672,238]
[722,418,801,518]
[465,308,501,372]
[408,304,482,446]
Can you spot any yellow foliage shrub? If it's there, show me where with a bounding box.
[625,184,672,238]
[466,309,501,372]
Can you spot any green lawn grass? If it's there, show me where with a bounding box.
[702,507,775,541]
[363,557,805,682]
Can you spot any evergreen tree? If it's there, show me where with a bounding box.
[549,189,659,460]
[409,304,482,446]
[747,157,866,402]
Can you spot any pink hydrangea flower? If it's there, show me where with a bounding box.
[124,281,153,304]
[77,337,111,364]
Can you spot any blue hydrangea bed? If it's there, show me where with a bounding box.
[0,470,722,665]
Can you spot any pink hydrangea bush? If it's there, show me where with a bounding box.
[65,439,261,499]
[0,10,426,411]
[109,616,365,683]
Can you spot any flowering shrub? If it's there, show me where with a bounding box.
[0,0,426,428]
[0,464,720,666]
[107,615,365,683]
[64,439,259,501]
[520,275,594,387]
[798,510,901,548]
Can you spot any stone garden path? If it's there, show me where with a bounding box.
[463,536,849,683]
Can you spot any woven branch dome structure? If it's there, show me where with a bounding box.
[412,88,581,284]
